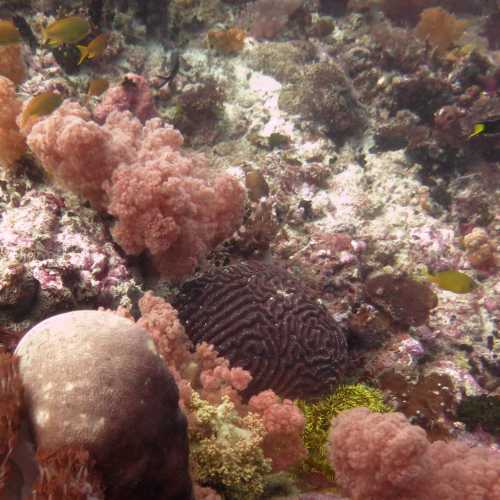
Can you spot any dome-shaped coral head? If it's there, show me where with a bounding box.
[173,262,348,401]
[14,310,193,500]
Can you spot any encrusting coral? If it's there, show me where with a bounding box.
[0,76,27,170]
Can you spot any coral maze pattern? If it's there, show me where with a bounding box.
[175,262,348,400]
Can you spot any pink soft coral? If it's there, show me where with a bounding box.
[106,139,245,279]
[26,102,136,208]
[136,292,251,411]
[328,407,500,500]
[248,389,307,471]
[0,76,26,169]
[26,100,245,278]
[93,73,155,123]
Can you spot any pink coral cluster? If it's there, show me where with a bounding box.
[93,73,155,123]
[26,94,245,279]
[248,389,307,471]
[0,76,26,169]
[136,292,251,412]
[134,291,307,473]
[328,407,500,500]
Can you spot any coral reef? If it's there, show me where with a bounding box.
[174,261,348,400]
[1,0,499,496]
[14,310,193,499]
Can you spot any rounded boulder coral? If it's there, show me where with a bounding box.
[174,262,348,400]
[14,310,193,500]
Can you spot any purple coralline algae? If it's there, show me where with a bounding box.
[0,187,140,339]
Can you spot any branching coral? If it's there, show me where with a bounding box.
[297,384,391,480]
[189,392,272,499]
[0,76,26,170]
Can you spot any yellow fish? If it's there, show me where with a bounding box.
[426,270,476,294]
[84,78,109,103]
[0,19,22,45]
[77,33,109,65]
[42,16,91,46]
[20,92,63,127]
[468,116,500,139]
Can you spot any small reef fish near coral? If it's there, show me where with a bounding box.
[0,0,499,499]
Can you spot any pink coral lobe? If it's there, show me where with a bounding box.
[248,389,307,471]
[93,73,155,123]
[328,407,500,500]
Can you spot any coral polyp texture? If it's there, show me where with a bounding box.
[0,76,26,169]
[13,310,193,500]
[328,407,500,500]
[174,262,348,400]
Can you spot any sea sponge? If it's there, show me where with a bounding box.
[415,7,467,55]
[0,76,26,169]
[173,261,348,400]
[14,310,193,499]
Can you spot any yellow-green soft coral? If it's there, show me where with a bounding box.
[296,384,392,479]
[189,392,272,499]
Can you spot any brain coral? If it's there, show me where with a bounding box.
[14,310,193,500]
[174,262,348,400]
